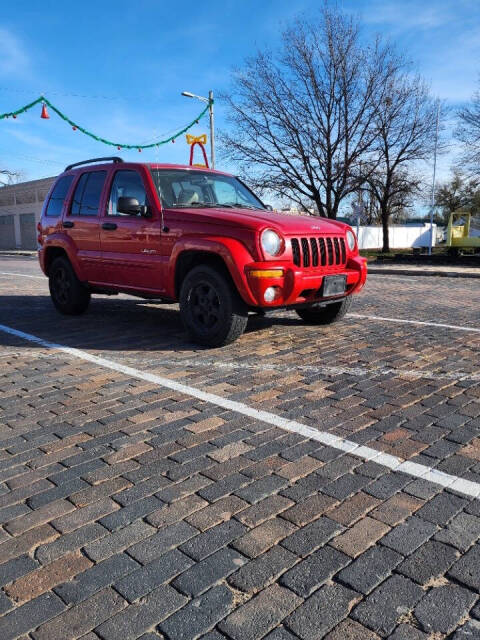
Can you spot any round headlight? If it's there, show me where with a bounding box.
[261,229,283,256]
[346,229,356,251]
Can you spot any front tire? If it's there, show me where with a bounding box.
[179,265,248,347]
[296,296,352,325]
[49,256,91,315]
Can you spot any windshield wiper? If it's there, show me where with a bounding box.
[170,202,218,208]
[223,202,265,210]
[169,202,265,210]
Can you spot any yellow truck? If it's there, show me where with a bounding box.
[446,211,480,254]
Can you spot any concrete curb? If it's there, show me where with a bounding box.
[368,267,480,279]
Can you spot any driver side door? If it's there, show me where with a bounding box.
[100,169,163,292]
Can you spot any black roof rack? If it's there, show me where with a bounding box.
[65,157,123,171]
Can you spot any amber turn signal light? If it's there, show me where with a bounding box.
[249,269,284,278]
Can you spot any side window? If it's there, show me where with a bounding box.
[71,171,106,216]
[45,176,74,217]
[108,170,147,216]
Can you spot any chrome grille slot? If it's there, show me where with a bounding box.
[319,238,327,265]
[334,237,340,264]
[310,238,319,266]
[327,238,334,264]
[291,238,300,266]
[301,238,310,267]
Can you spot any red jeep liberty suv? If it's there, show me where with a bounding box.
[38,157,367,346]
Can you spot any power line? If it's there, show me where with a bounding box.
[0,150,64,166]
[0,87,117,101]
[0,95,211,150]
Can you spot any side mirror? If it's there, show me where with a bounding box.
[265,204,274,211]
[117,197,141,215]
[117,197,152,218]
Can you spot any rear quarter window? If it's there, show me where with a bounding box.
[45,175,74,217]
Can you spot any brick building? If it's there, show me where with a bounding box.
[0,177,55,250]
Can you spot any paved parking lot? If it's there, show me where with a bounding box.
[0,255,479,640]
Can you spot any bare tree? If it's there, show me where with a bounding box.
[457,85,480,173]
[359,193,381,225]
[361,76,439,251]
[222,6,400,218]
[0,169,20,187]
[362,168,420,230]
[435,170,480,224]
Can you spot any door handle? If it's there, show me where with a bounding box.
[102,222,117,230]
[62,221,74,228]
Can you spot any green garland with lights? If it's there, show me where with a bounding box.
[0,95,211,149]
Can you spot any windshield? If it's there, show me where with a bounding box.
[150,169,266,210]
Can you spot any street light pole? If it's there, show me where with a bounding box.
[181,90,215,168]
[429,100,440,255]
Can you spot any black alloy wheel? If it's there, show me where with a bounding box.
[190,281,222,332]
[52,263,70,306]
[49,256,91,315]
[179,265,248,347]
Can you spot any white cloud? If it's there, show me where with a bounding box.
[359,0,456,30]
[350,1,480,103]
[0,28,29,75]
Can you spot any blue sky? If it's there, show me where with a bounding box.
[1,0,480,186]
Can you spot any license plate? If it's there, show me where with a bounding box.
[322,275,346,296]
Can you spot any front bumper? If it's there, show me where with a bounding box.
[243,255,367,308]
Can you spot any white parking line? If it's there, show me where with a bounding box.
[0,321,479,499]
[0,272,44,280]
[349,313,480,334]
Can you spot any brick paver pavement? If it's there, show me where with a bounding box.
[0,256,479,639]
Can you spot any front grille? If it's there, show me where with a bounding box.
[291,236,347,268]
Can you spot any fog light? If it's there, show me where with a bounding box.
[264,287,278,302]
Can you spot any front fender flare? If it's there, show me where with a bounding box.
[170,237,258,305]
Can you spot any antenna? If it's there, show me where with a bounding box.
[152,164,169,233]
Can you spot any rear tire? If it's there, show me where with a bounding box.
[296,296,352,325]
[49,256,91,315]
[179,265,248,346]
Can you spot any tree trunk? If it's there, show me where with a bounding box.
[328,198,338,219]
[381,207,390,252]
[313,194,323,216]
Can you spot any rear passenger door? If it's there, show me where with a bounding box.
[64,170,106,283]
[100,169,163,292]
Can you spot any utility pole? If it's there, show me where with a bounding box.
[209,90,215,169]
[429,100,440,255]
[181,90,215,168]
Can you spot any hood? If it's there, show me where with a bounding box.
[171,206,349,235]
